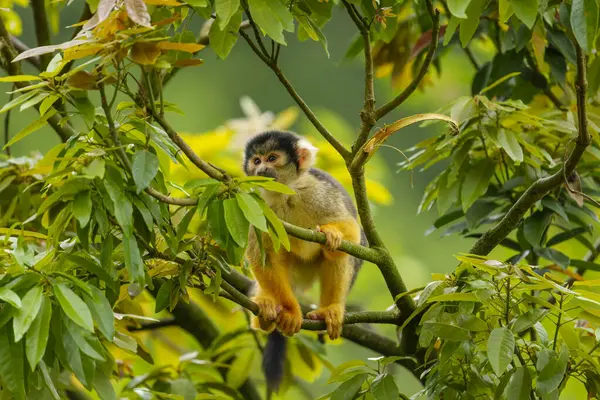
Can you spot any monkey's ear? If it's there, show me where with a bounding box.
[296,139,318,170]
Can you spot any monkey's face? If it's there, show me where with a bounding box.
[244,149,299,184]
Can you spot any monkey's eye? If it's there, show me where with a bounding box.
[253,158,261,165]
[267,155,277,162]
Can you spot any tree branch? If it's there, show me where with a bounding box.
[128,318,176,331]
[63,3,92,74]
[238,20,351,160]
[31,0,52,69]
[470,43,591,256]
[374,0,440,121]
[9,37,41,70]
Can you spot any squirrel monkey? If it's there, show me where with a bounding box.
[243,130,366,391]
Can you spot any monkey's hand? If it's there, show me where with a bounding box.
[306,303,344,340]
[316,224,344,252]
[276,303,303,337]
[253,295,281,322]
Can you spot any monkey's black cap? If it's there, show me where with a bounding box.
[244,130,301,170]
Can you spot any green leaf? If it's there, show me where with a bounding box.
[19,92,49,111]
[208,200,229,247]
[215,0,240,29]
[132,150,159,193]
[0,326,26,400]
[236,192,267,232]
[254,194,290,251]
[155,280,173,313]
[13,285,43,342]
[54,283,94,332]
[536,346,569,395]
[0,287,22,309]
[370,374,399,400]
[487,327,515,376]
[570,259,600,272]
[247,0,293,44]
[196,183,220,216]
[226,349,254,388]
[512,308,547,333]
[39,94,60,116]
[73,190,93,228]
[447,0,472,18]
[330,373,367,400]
[73,94,95,125]
[123,234,145,285]
[459,0,488,47]
[499,0,514,22]
[535,247,570,268]
[0,75,42,82]
[83,286,115,341]
[423,322,470,341]
[3,109,58,149]
[209,10,242,59]
[104,167,133,235]
[460,160,495,211]
[253,180,296,195]
[511,0,539,29]
[523,210,552,248]
[546,227,586,247]
[497,129,524,162]
[427,292,481,303]
[505,367,531,400]
[571,0,599,52]
[0,90,38,113]
[25,297,51,370]
[223,198,250,247]
[295,12,330,57]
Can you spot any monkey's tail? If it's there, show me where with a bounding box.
[263,329,287,396]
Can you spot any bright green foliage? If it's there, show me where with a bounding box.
[0,0,599,398]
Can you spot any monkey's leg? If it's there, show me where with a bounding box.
[308,220,360,340]
[250,253,303,336]
[306,254,353,340]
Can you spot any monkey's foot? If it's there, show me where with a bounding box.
[253,296,281,322]
[316,225,343,252]
[306,304,344,340]
[276,307,303,336]
[251,315,276,332]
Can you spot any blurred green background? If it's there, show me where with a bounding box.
[3,3,484,398]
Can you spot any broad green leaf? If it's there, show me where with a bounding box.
[447,0,472,18]
[497,129,523,162]
[254,195,290,251]
[506,367,531,400]
[511,0,539,28]
[73,190,93,227]
[132,150,159,193]
[3,109,58,149]
[537,346,569,395]
[223,198,250,247]
[444,16,461,46]
[0,90,38,114]
[13,285,43,342]
[460,160,495,211]
[487,327,515,376]
[535,247,570,268]
[207,200,229,247]
[83,158,105,179]
[328,360,367,383]
[427,292,481,303]
[226,349,254,388]
[570,259,600,271]
[523,210,552,247]
[72,94,95,125]
[84,285,115,341]
[236,192,267,232]
[93,370,116,400]
[215,0,240,29]
[39,360,60,400]
[295,12,330,57]
[39,94,60,116]
[0,326,25,400]
[330,373,367,400]
[25,297,51,370]
[0,75,42,82]
[462,315,488,331]
[423,322,470,341]
[499,0,514,22]
[512,308,547,333]
[0,287,22,309]
[155,280,172,313]
[19,92,49,111]
[248,0,293,44]
[370,373,399,400]
[571,0,599,52]
[123,235,145,285]
[459,0,488,47]
[63,318,105,360]
[54,283,94,332]
[253,180,296,195]
[209,10,242,59]
[104,168,133,235]
[546,227,586,247]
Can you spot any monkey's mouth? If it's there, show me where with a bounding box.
[257,168,278,180]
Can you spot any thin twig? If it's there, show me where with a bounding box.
[63,3,93,74]
[375,0,440,121]
[128,318,177,331]
[4,90,12,155]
